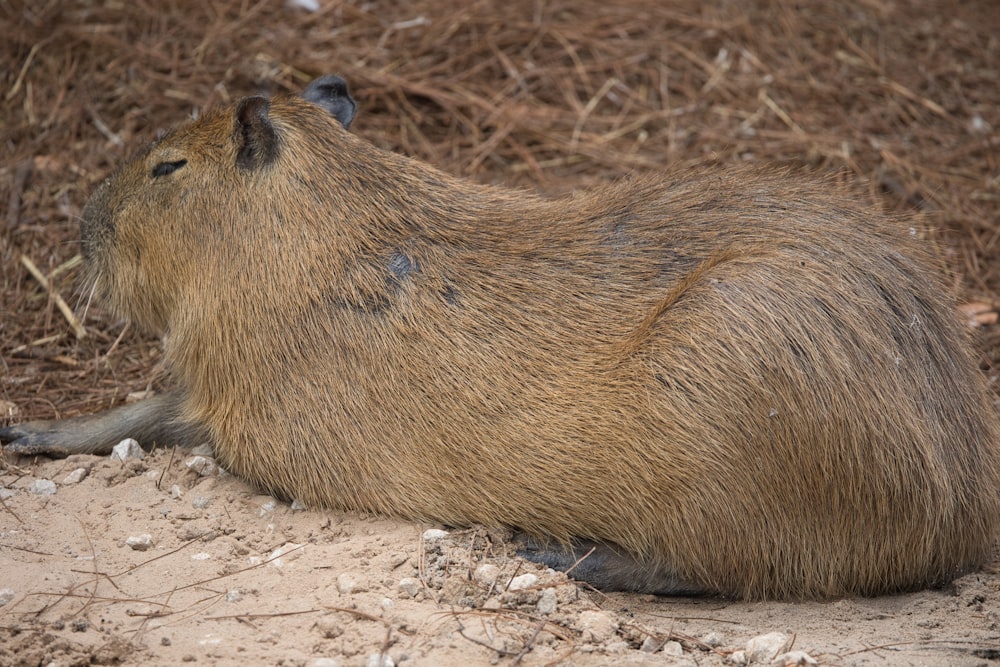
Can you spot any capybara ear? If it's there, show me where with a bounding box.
[302,75,357,130]
[235,96,279,171]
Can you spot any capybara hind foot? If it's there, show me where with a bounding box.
[516,535,706,595]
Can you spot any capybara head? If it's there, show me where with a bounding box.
[81,76,358,333]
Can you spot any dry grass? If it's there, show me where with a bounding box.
[2,0,999,421]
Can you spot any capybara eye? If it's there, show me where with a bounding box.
[151,159,188,178]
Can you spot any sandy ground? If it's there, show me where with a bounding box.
[1,446,998,667]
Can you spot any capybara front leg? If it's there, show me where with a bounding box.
[1,392,209,457]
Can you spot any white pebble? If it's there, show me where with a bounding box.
[191,495,211,509]
[125,534,154,551]
[110,438,144,461]
[266,542,303,568]
[701,632,725,647]
[0,589,14,606]
[398,577,420,598]
[380,597,394,611]
[258,498,278,516]
[746,632,790,663]
[422,528,448,542]
[191,552,212,561]
[366,654,394,667]
[226,589,244,603]
[62,468,88,484]
[577,610,617,643]
[536,587,557,615]
[728,650,748,665]
[473,564,499,586]
[662,640,684,656]
[508,573,538,591]
[185,455,217,476]
[290,498,308,511]
[772,650,818,666]
[337,572,367,594]
[170,485,183,499]
[310,659,339,667]
[28,479,56,495]
[639,637,660,653]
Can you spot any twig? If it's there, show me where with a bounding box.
[19,255,87,340]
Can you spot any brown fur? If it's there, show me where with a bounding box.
[6,82,1000,599]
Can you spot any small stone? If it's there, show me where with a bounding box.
[473,564,499,586]
[170,485,183,499]
[191,552,212,561]
[422,528,448,542]
[701,632,725,648]
[367,653,394,667]
[728,650,748,665]
[258,498,278,516]
[398,577,420,598]
[191,495,211,509]
[290,498,308,511]
[746,633,790,663]
[310,659,340,667]
[380,597,394,611]
[62,468,88,484]
[185,456,217,476]
[536,587,558,615]
[337,572,367,594]
[110,438,144,461]
[28,479,56,495]
[508,573,538,591]
[577,610,616,643]
[772,650,818,666]
[125,534,154,551]
[71,618,89,632]
[0,589,14,606]
[662,640,684,656]
[640,637,661,653]
[226,589,244,603]
[385,552,409,570]
[266,542,303,567]
[604,641,631,654]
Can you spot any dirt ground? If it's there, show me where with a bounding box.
[1,450,999,666]
[2,0,1000,665]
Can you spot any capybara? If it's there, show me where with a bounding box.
[4,76,999,600]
